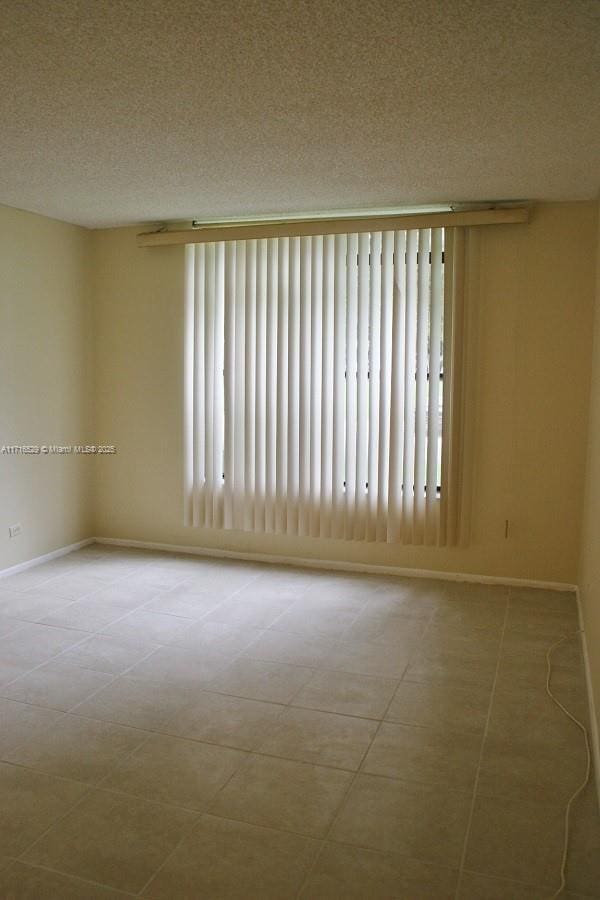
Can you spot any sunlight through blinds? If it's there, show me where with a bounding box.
[184,226,466,545]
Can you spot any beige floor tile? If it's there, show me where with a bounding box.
[0,623,90,666]
[103,733,246,809]
[330,773,471,865]
[405,644,498,689]
[362,722,481,790]
[242,630,336,667]
[126,644,232,688]
[118,569,189,592]
[163,690,286,750]
[374,578,446,613]
[0,660,33,688]
[564,780,600,898]
[142,590,225,619]
[211,754,352,837]
[477,733,587,803]
[23,789,197,894]
[341,608,428,648]
[506,592,579,637]
[22,558,79,580]
[155,583,234,606]
[203,596,295,628]
[5,715,147,783]
[0,698,62,756]
[301,843,458,899]
[444,582,508,604]
[509,586,578,613]
[0,590,69,623]
[258,707,377,770]
[170,620,266,655]
[458,871,550,898]
[33,572,108,601]
[0,567,59,591]
[464,795,565,886]
[429,596,506,635]
[143,814,319,899]
[487,683,587,747]
[292,669,398,719]
[60,634,157,674]
[1,661,113,711]
[497,630,584,690]
[326,638,412,678]
[270,595,366,638]
[91,583,166,610]
[74,676,194,730]
[233,577,310,604]
[208,657,314,703]
[102,609,195,644]
[0,861,133,899]
[418,629,501,662]
[0,762,88,856]
[386,680,491,733]
[0,614,23,638]
[40,598,129,631]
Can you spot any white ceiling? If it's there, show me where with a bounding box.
[0,0,598,229]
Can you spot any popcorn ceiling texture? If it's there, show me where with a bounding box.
[0,0,598,229]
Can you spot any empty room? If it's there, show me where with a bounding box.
[1,1,599,897]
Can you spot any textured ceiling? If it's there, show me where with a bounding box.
[0,0,598,229]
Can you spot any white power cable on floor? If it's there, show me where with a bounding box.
[546,630,592,899]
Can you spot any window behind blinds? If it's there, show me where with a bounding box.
[184,226,466,545]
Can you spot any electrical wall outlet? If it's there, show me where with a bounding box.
[8,523,22,538]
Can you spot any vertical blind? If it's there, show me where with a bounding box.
[184,227,466,545]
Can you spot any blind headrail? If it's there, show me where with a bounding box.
[137,207,529,247]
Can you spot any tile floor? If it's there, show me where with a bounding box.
[0,544,598,898]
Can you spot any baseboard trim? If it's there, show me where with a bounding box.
[575,587,600,810]
[93,535,577,592]
[0,538,95,580]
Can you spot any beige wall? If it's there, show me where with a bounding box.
[92,202,597,584]
[0,205,94,569]
[579,198,600,740]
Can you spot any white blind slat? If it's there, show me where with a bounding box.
[299,236,312,537]
[425,228,444,543]
[254,239,268,533]
[414,229,431,543]
[287,237,301,535]
[401,230,418,544]
[344,233,358,540]
[244,240,256,531]
[233,241,246,530]
[387,231,406,543]
[264,238,278,533]
[376,230,394,541]
[309,236,323,538]
[366,231,382,542]
[275,238,289,535]
[223,242,235,529]
[320,234,335,539]
[354,232,370,540]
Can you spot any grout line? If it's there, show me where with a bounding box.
[453,586,510,900]
[3,859,138,896]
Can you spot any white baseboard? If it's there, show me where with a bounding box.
[93,535,577,592]
[575,587,600,811]
[0,538,95,580]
